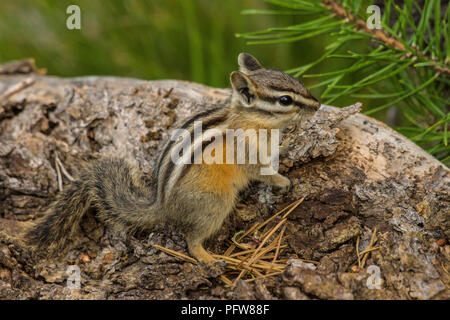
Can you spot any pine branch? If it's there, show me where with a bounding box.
[239,0,449,164]
[322,0,450,76]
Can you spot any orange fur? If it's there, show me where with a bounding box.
[198,163,247,193]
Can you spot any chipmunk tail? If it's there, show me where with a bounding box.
[25,179,92,256]
[26,158,158,256]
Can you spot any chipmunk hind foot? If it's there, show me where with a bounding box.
[187,240,216,264]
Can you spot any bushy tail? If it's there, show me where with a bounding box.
[26,158,159,255]
[25,179,91,254]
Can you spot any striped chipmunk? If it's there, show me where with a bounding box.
[26,53,320,263]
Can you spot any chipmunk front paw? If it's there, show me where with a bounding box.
[272,175,292,194]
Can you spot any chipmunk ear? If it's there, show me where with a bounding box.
[238,53,262,73]
[230,71,257,106]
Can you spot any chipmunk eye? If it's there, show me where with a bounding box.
[279,95,293,106]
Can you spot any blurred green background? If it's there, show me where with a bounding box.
[0,0,363,107]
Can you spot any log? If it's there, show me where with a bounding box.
[0,60,448,300]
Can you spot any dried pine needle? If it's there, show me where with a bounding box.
[258,198,304,236]
[214,255,284,272]
[361,228,378,268]
[220,275,233,286]
[358,246,380,256]
[356,236,361,268]
[272,227,286,263]
[296,258,320,265]
[220,198,307,286]
[154,199,317,286]
[231,230,251,250]
[259,198,303,240]
[152,244,197,264]
[224,222,260,257]
[232,218,287,285]
[245,271,283,283]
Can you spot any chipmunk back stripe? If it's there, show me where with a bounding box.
[163,126,226,199]
[162,127,225,195]
[179,106,224,130]
[155,106,222,177]
[153,106,226,202]
[157,108,230,202]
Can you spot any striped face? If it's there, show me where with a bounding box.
[230,53,320,125]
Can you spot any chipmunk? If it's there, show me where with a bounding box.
[26,53,320,263]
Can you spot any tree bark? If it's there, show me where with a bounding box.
[0,60,448,299]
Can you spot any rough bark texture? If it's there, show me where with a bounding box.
[0,60,448,300]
